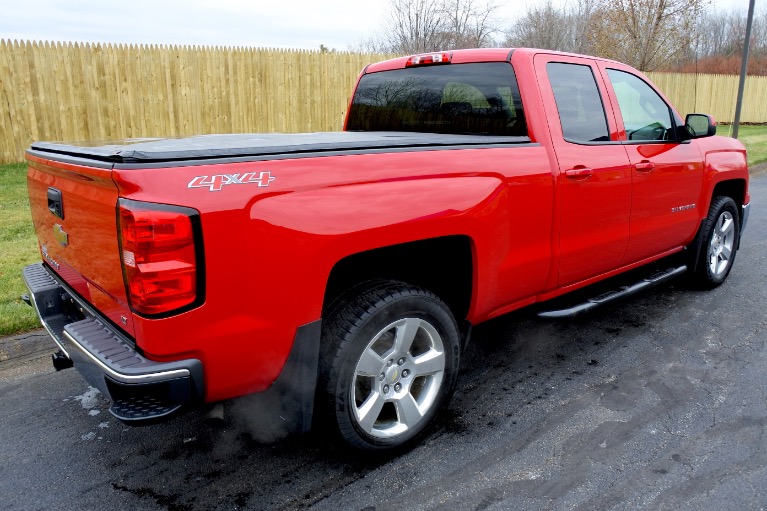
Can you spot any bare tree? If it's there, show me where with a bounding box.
[440,0,500,48]
[504,1,572,51]
[570,0,598,54]
[589,0,707,71]
[694,8,766,58]
[356,0,499,54]
[355,0,766,75]
[384,0,449,53]
[679,7,767,75]
[503,0,596,54]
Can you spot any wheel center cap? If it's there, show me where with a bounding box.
[385,367,400,384]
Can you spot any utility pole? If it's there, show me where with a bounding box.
[732,0,756,139]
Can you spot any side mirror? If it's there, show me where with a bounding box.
[685,113,716,138]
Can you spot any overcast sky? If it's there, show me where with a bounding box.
[0,0,756,51]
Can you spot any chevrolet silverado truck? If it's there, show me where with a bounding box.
[22,48,750,451]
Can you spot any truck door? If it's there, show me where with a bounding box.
[534,55,633,286]
[597,63,705,264]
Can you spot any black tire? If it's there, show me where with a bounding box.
[689,196,740,288]
[317,281,460,451]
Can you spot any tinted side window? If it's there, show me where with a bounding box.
[606,69,674,142]
[547,62,610,143]
[546,62,610,142]
[346,63,527,137]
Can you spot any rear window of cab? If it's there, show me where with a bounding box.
[346,62,527,137]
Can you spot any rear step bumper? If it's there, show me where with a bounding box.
[22,263,204,424]
[537,265,687,318]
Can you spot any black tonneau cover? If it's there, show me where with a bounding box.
[29,132,531,164]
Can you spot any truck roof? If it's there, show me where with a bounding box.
[363,47,625,74]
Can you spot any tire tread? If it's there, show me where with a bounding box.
[317,280,459,451]
[689,195,740,289]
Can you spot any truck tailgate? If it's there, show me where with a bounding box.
[27,154,135,338]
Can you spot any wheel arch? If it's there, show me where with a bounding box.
[322,235,474,328]
[711,178,747,250]
[711,178,747,211]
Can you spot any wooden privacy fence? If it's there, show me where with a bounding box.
[0,40,397,163]
[647,71,767,128]
[1,39,766,164]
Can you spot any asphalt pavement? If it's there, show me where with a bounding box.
[1,170,766,511]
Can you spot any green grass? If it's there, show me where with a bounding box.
[718,124,767,167]
[0,126,766,337]
[0,163,40,336]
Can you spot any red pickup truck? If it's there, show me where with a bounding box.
[23,48,749,451]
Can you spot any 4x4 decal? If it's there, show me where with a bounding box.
[188,171,275,192]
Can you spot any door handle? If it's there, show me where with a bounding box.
[564,167,593,179]
[635,161,656,172]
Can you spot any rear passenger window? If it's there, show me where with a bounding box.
[547,63,610,143]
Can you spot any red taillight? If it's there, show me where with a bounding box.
[405,52,452,67]
[118,199,201,316]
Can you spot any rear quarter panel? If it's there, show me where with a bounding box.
[113,146,553,401]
